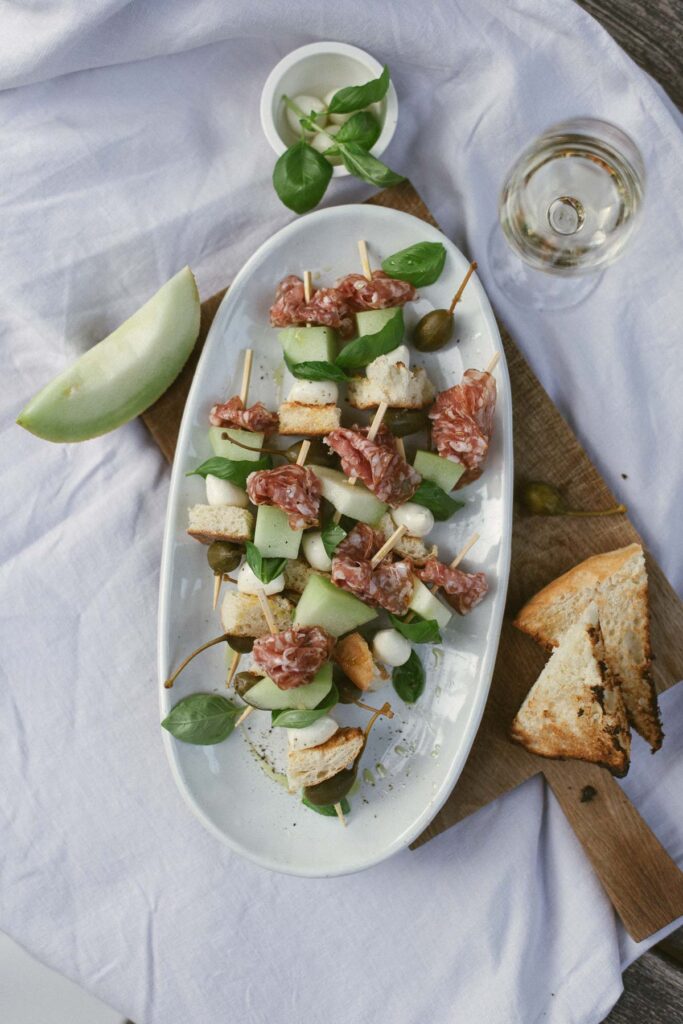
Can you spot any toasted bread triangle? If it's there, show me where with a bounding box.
[511,604,631,776]
[514,544,661,751]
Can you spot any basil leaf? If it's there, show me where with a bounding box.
[328,66,390,114]
[245,541,287,584]
[271,684,339,729]
[284,353,350,383]
[335,307,405,371]
[412,480,465,521]
[389,613,442,644]
[382,242,447,287]
[273,141,333,214]
[161,693,240,745]
[331,111,381,150]
[392,650,425,704]
[302,796,351,817]
[187,455,270,487]
[321,521,347,558]
[337,142,405,188]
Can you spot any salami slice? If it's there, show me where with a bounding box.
[335,270,416,310]
[269,275,355,338]
[209,396,279,434]
[324,426,421,508]
[246,464,322,530]
[335,523,385,561]
[417,559,488,615]
[252,626,335,690]
[331,554,414,614]
[429,369,497,486]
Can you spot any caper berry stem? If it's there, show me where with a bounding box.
[448,261,478,316]
[565,504,627,518]
[223,436,284,458]
[164,632,229,689]
[362,701,395,736]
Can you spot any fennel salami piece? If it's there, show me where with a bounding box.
[209,395,279,434]
[252,626,336,690]
[246,464,322,531]
[417,560,488,615]
[269,275,355,338]
[335,269,416,309]
[331,554,414,614]
[324,425,421,507]
[429,369,497,486]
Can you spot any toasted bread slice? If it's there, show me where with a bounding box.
[283,558,327,595]
[287,726,364,792]
[187,504,253,544]
[511,604,631,776]
[379,513,438,565]
[220,591,293,637]
[514,543,661,751]
[347,355,434,410]
[334,632,390,692]
[278,402,341,436]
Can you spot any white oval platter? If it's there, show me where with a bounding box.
[158,203,513,877]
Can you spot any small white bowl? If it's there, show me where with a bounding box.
[260,41,399,178]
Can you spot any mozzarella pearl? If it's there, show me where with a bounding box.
[205,474,249,508]
[391,502,435,538]
[236,562,284,596]
[286,95,326,137]
[287,716,339,751]
[324,89,353,125]
[372,629,411,668]
[302,530,333,572]
[309,125,342,165]
[287,380,339,406]
[390,344,411,368]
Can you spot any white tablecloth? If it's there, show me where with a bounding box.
[1,2,681,1022]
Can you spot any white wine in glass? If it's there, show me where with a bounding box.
[488,118,645,310]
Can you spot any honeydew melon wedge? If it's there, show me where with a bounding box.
[409,579,453,629]
[312,466,387,525]
[413,450,465,492]
[254,505,302,559]
[17,267,200,442]
[294,574,377,636]
[209,427,265,461]
[242,664,333,711]
[279,326,337,364]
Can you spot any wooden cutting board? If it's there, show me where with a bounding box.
[142,182,683,941]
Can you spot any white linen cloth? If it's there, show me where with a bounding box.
[1,2,681,1022]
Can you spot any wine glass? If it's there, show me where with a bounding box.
[487,118,645,311]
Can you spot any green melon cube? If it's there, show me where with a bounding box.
[414,450,465,492]
[278,326,337,364]
[294,575,377,637]
[409,579,453,629]
[355,307,401,338]
[312,466,387,525]
[242,664,333,711]
[253,505,302,559]
[209,427,264,462]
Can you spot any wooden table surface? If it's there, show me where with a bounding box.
[575,2,683,1020]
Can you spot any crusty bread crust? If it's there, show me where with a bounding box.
[513,544,661,751]
[220,592,293,637]
[511,608,631,776]
[187,504,254,544]
[287,727,364,792]
[334,632,389,691]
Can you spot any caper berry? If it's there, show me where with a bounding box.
[207,540,242,575]
[233,671,261,697]
[519,481,568,516]
[285,438,336,467]
[413,309,454,352]
[384,407,430,437]
[227,635,255,654]
[304,762,359,806]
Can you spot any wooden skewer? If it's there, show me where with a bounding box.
[334,802,347,827]
[332,401,389,524]
[226,650,241,689]
[485,353,500,374]
[236,583,280,726]
[358,239,372,282]
[395,437,406,459]
[212,573,223,610]
[303,270,313,329]
[370,524,408,568]
[235,703,253,727]
[240,348,254,405]
[448,261,478,316]
[295,439,311,466]
[404,531,481,623]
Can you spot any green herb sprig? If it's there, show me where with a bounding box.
[392,650,425,704]
[162,693,241,745]
[245,541,288,585]
[273,68,404,214]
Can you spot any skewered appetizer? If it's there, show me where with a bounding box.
[165,241,499,823]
